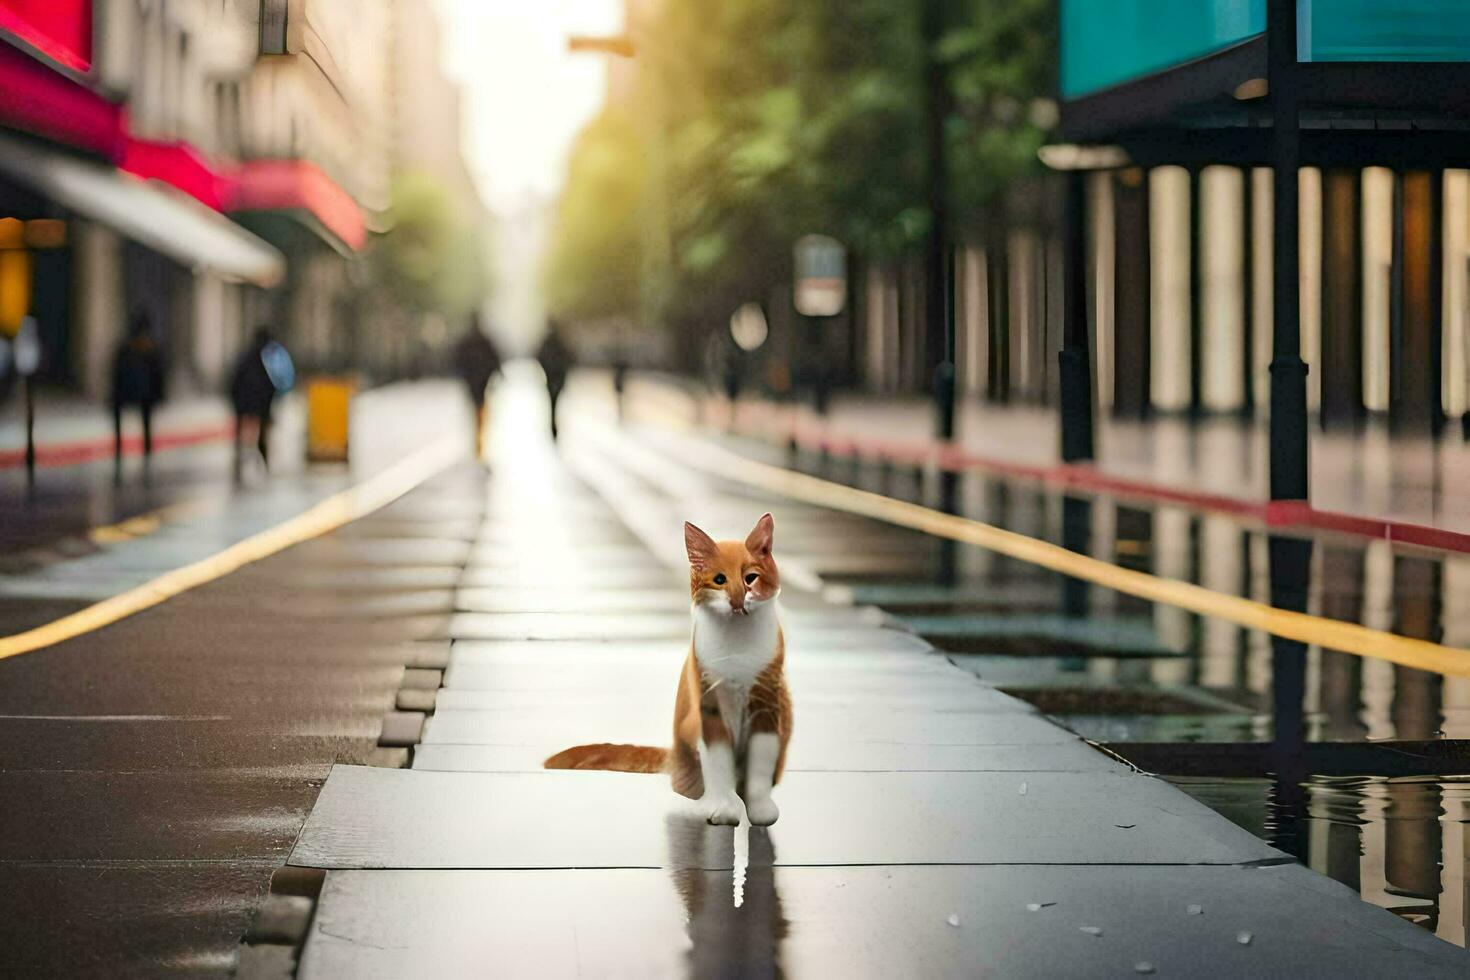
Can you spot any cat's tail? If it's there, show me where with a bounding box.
[543,743,668,773]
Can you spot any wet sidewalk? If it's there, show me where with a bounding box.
[0,391,235,469]
[633,377,1470,551]
[0,381,472,630]
[285,380,1469,978]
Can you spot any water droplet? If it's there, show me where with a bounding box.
[1237,931,1253,946]
[1134,962,1156,975]
[1026,901,1056,912]
[1186,904,1203,915]
[1079,926,1103,937]
[947,913,961,927]
[1019,781,1029,796]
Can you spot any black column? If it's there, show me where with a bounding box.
[1265,0,1310,773]
[922,0,956,449]
[1113,168,1151,418]
[1060,171,1095,462]
[1188,166,1203,417]
[1268,0,1309,502]
[987,216,1010,403]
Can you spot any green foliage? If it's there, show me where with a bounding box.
[544,0,1056,331]
[542,110,646,320]
[372,172,490,320]
[947,0,1057,216]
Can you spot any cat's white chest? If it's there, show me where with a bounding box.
[692,601,779,746]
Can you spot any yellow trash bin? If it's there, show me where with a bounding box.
[306,375,356,463]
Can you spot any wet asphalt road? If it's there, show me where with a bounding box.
[0,383,479,977]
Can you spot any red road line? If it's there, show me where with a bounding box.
[762,410,1470,556]
[0,424,234,471]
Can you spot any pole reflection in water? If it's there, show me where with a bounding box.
[665,814,787,975]
[1267,534,1312,860]
[1060,495,1091,620]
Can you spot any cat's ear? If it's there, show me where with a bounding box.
[684,521,719,569]
[745,513,774,557]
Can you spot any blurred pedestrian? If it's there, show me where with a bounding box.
[536,322,574,440]
[453,314,501,456]
[111,312,165,471]
[230,327,293,479]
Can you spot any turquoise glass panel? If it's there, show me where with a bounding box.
[1061,0,1265,98]
[1300,0,1470,62]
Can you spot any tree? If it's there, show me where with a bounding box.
[372,171,490,321]
[542,109,646,321]
[544,0,1057,341]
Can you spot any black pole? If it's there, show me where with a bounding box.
[924,0,959,585]
[923,0,955,449]
[1268,0,1309,502]
[1059,171,1095,463]
[1266,0,1310,762]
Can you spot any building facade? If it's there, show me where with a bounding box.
[0,0,480,401]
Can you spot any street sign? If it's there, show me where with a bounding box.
[794,234,846,317]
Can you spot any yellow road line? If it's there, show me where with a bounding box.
[648,426,1470,680]
[0,439,463,661]
[87,498,216,546]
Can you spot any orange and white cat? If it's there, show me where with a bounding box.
[546,513,792,826]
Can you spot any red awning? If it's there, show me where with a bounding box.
[0,36,366,253]
[228,159,367,252]
[0,0,92,73]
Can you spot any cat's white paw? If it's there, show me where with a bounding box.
[705,794,744,826]
[745,796,779,826]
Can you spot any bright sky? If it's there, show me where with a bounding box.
[433,0,622,214]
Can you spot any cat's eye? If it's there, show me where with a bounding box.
[745,573,758,584]
[713,574,727,585]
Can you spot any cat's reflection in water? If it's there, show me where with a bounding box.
[665,812,788,977]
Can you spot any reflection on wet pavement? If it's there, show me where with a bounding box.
[665,814,786,974]
[644,390,1470,948]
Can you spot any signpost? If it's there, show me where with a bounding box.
[15,316,39,484]
[793,235,846,318]
[793,235,847,420]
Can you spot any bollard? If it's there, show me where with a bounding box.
[306,375,356,463]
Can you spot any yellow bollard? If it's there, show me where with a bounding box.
[306,376,356,463]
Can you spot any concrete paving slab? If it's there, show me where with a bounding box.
[395,688,438,712]
[421,705,1081,750]
[444,638,950,668]
[431,683,1029,714]
[454,587,691,614]
[297,863,1470,980]
[459,566,674,589]
[411,737,1113,774]
[295,538,472,567]
[376,711,426,747]
[289,766,1281,869]
[441,655,999,702]
[448,611,690,641]
[466,543,656,565]
[274,566,464,591]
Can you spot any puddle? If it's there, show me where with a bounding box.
[768,444,1470,948]
[1167,774,1470,946]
